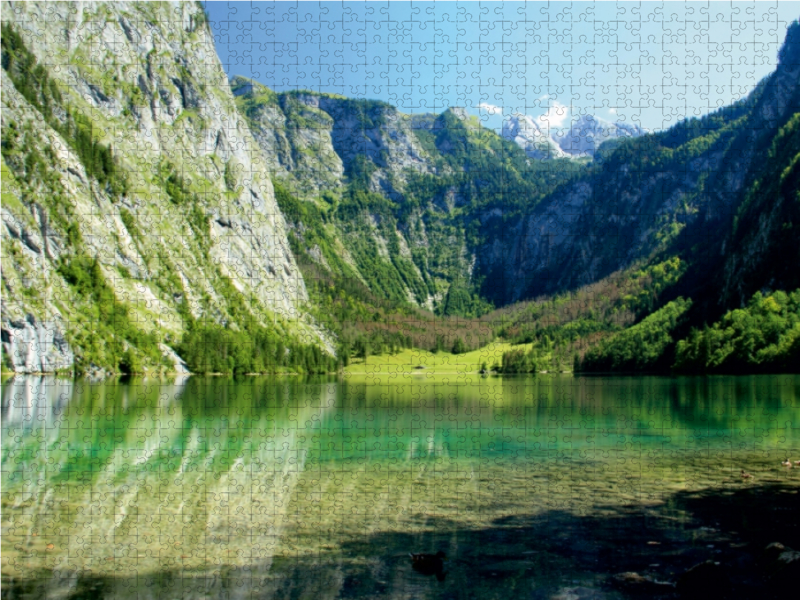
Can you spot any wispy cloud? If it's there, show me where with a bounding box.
[536,100,569,129]
[478,102,503,116]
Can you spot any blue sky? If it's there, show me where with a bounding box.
[205,1,799,133]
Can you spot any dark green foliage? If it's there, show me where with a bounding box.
[224,161,237,192]
[1,23,61,120]
[674,290,800,374]
[178,322,336,375]
[499,348,537,374]
[334,186,427,304]
[119,207,139,241]
[723,112,800,306]
[160,162,210,255]
[451,336,467,354]
[274,181,330,225]
[580,298,692,372]
[442,283,491,318]
[60,113,126,196]
[163,166,192,205]
[56,254,161,373]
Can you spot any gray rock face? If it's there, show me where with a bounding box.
[1,315,74,373]
[1,1,326,372]
[232,77,434,199]
[234,79,345,196]
[318,95,433,197]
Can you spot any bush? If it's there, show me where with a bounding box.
[499,348,537,374]
[674,290,800,373]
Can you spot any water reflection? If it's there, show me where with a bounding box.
[2,374,799,599]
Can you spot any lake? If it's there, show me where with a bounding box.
[2,374,799,599]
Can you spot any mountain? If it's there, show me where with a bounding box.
[556,114,644,157]
[2,1,798,376]
[476,22,800,309]
[231,78,582,315]
[1,1,328,375]
[232,76,435,200]
[501,113,568,159]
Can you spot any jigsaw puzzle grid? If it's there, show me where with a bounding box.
[209,1,794,131]
[2,2,800,599]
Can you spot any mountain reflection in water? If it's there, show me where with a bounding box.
[2,374,799,599]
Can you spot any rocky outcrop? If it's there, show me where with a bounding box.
[232,77,345,196]
[1,314,73,373]
[232,77,434,199]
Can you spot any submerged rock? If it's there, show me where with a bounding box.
[676,560,730,598]
[610,571,675,594]
[759,543,800,595]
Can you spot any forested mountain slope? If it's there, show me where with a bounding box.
[477,22,800,307]
[232,76,584,313]
[1,1,328,375]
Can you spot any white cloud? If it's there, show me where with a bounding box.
[478,102,503,116]
[536,100,569,129]
[609,108,617,115]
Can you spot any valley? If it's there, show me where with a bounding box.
[1,2,799,377]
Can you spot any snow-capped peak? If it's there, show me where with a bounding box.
[502,113,568,160]
[556,114,644,157]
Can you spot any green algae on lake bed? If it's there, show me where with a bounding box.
[2,374,800,599]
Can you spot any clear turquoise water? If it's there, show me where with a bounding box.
[2,374,799,599]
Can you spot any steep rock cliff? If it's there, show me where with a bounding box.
[1,2,322,373]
